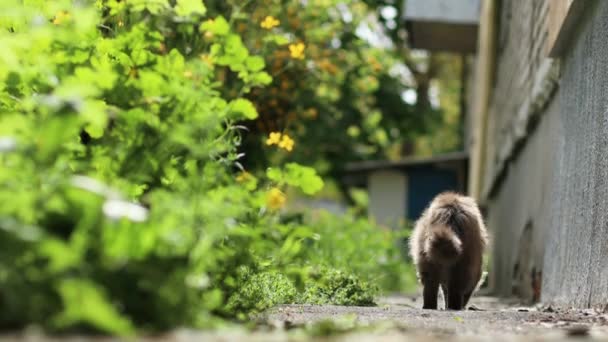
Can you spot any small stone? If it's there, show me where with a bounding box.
[284,320,296,330]
[565,324,590,337]
[269,320,285,329]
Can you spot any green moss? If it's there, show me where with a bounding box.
[227,271,297,314]
[299,268,377,306]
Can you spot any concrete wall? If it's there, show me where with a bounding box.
[483,0,608,308]
[368,170,407,229]
[480,0,556,301]
[542,0,608,308]
[482,0,552,194]
[486,98,560,300]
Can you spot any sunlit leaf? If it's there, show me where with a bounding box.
[200,16,229,36]
[54,279,135,336]
[245,56,265,72]
[229,98,258,119]
[175,0,207,17]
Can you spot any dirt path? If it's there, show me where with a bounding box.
[158,295,608,341]
[4,295,608,341]
[256,295,608,341]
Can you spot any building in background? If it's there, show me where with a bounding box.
[344,152,468,228]
[404,0,480,54]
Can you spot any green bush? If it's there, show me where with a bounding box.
[297,211,416,293]
[299,267,376,306]
[0,0,415,336]
[227,270,297,315]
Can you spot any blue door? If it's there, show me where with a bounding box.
[406,166,459,221]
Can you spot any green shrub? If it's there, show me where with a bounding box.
[0,0,415,336]
[298,211,417,293]
[227,270,297,315]
[300,268,376,306]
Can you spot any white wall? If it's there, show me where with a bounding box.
[368,170,407,229]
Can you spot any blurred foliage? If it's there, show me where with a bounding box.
[364,0,467,158]
[413,53,466,156]
[199,0,463,198]
[300,211,414,293]
[0,0,419,336]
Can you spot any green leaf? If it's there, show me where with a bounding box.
[266,167,283,182]
[38,239,81,273]
[230,98,258,120]
[202,289,223,310]
[284,163,324,195]
[224,34,249,63]
[263,34,290,46]
[81,100,108,139]
[200,16,230,36]
[245,56,265,72]
[130,0,169,14]
[175,0,207,17]
[279,235,303,258]
[266,164,324,195]
[54,279,135,336]
[250,71,273,85]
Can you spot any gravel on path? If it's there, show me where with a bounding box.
[259,295,608,341]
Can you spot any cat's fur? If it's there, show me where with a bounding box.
[409,192,488,310]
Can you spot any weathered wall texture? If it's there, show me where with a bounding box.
[486,97,559,299]
[484,0,608,308]
[542,0,608,308]
[483,0,552,194]
[481,0,555,300]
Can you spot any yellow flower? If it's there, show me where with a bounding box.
[289,43,305,60]
[236,171,252,183]
[52,11,70,25]
[266,187,287,210]
[260,16,280,29]
[266,132,282,145]
[236,171,258,190]
[278,134,294,152]
[266,132,294,151]
[183,70,193,78]
[199,54,214,66]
